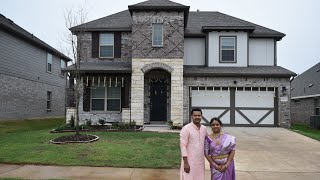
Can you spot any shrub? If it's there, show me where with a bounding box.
[69,115,75,127]
[98,119,106,125]
[85,119,92,126]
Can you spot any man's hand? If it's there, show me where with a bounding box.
[184,162,190,173]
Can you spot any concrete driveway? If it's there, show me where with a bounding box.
[0,127,319,180]
[219,127,320,180]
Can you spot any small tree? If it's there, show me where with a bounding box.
[62,7,88,135]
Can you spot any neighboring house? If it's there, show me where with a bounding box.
[0,14,72,120]
[64,0,296,127]
[291,62,320,124]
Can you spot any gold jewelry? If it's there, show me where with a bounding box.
[212,132,223,145]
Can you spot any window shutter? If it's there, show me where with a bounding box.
[121,77,130,108]
[83,82,91,112]
[92,32,99,58]
[114,32,121,58]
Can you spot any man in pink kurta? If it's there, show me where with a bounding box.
[180,108,208,180]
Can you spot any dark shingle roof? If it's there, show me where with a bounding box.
[128,0,188,8]
[128,0,190,27]
[185,12,285,39]
[184,66,296,77]
[70,10,132,32]
[71,2,284,39]
[291,62,320,98]
[0,14,72,61]
[63,61,132,73]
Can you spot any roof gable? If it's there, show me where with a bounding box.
[291,62,320,98]
[0,14,71,61]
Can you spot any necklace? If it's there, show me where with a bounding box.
[212,132,223,145]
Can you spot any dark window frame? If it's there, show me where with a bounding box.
[47,91,52,111]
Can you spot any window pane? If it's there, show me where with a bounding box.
[107,86,121,98]
[152,24,163,46]
[222,50,235,61]
[47,64,52,72]
[107,99,120,111]
[47,53,52,63]
[100,33,114,45]
[92,87,105,98]
[60,59,66,69]
[47,101,51,110]
[92,99,105,111]
[100,46,113,57]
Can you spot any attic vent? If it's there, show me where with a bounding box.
[291,88,294,91]
[317,68,320,72]
[309,84,313,87]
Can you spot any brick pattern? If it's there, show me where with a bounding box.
[0,74,65,120]
[131,11,184,59]
[183,76,291,127]
[291,98,315,124]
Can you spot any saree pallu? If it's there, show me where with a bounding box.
[204,134,236,180]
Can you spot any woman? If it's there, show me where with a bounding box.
[204,117,236,180]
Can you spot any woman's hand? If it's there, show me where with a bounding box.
[220,165,227,172]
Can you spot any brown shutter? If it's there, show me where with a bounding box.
[92,32,99,58]
[114,32,121,58]
[83,82,91,112]
[121,77,130,108]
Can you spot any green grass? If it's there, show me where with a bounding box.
[290,124,320,141]
[0,118,180,168]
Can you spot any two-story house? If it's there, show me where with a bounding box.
[65,0,296,127]
[0,14,71,120]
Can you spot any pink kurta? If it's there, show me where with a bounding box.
[180,122,208,180]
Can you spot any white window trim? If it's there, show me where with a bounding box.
[47,53,52,73]
[152,23,163,47]
[99,33,114,58]
[47,91,52,111]
[219,36,236,63]
[90,86,121,112]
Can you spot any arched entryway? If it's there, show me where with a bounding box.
[144,69,171,123]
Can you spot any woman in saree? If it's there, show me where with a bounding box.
[204,117,236,180]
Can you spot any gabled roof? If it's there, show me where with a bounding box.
[128,0,190,28]
[185,12,285,39]
[70,1,285,40]
[0,14,72,61]
[70,10,132,32]
[291,62,320,98]
[184,66,296,77]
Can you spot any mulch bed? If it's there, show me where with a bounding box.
[50,126,143,133]
[50,134,99,144]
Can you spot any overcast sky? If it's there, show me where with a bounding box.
[1,0,319,74]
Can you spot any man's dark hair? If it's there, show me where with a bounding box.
[191,108,202,115]
[210,117,223,126]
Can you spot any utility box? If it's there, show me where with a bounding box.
[310,115,320,129]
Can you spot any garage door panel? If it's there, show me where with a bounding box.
[235,111,251,124]
[239,110,271,124]
[202,109,230,125]
[192,90,230,107]
[236,91,274,108]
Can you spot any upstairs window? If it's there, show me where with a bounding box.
[60,59,66,69]
[99,33,114,58]
[220,37,236,62]
[152,24,163,47]
[47,53,52,72]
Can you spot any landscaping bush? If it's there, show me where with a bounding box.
[98,119,106,125]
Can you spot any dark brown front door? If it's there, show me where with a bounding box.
[150,80,167,121]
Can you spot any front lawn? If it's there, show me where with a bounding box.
[290,124,320,141]
[0,118,180,168]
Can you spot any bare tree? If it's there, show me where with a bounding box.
[63,7,88,135]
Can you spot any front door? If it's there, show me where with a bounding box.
[150,80,167,121]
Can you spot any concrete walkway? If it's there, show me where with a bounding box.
[0,127,320,180]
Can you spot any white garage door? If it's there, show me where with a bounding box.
[190,87,276,126]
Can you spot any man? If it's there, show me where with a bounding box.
[180,108,208,180]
